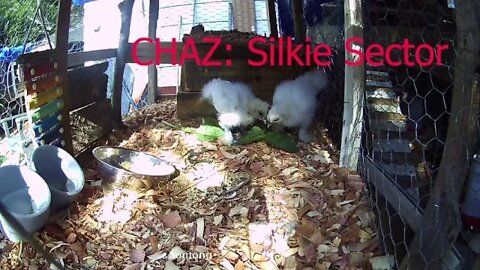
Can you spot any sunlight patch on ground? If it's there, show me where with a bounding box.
[94,189,140,224]
[185,162,225,191]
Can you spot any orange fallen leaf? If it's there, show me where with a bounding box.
[250,162,264,174]
[69,242,84,254]
[296,218,317,238]
[160,211,182,228]
[148,235,159,253]
[65,233,76,244]
[298,237,317,262]
[234,260,246,270]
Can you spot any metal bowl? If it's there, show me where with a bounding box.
[92,146,176,192]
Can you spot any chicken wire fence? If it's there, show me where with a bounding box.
[307,0,346,147]
[357,0,480,269]
[0,0,83,165]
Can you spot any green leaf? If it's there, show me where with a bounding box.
[238,126,267,144]
[182,118,224,141]
[263,132,299,153]
[195,125,225,141]
[183,127,196,134]
[0,155,6,165]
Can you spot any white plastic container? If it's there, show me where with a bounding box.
[31,145,85,214]
[0,165,51,242]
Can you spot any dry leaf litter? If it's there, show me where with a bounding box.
[0,99,383,270]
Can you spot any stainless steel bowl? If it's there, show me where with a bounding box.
[92,146,177,192]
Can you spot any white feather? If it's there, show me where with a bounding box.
[267,69,329,143]
[201,78,269,144]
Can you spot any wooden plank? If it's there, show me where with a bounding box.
[368,102,402,114]
[403,0,480,268]
[377,162,416,178]
[371,111,406,121]
[369,119,407,133]
[366,88,397,99]
[373,139,412,153]
[17,50,55,66]
[55,0,74,154]
[147,0,159,104]
[181,59,308,92]
[361,157,422,230]
[291,0,305,42]
[339,0,364,170]
[67,62,108,111]
[366,80,392,88]
[70,99,113,146]
[67,49,117,67]
[112,0,134,128]
[371,130,416,141]
[266,0,278,37]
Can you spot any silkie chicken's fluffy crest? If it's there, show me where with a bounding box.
[267,68,329,141]
[201,78,269,128]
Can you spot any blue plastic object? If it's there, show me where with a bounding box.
[32,112,62,137]
[72,0,97,6]
[0,44,32,63]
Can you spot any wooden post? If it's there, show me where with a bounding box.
[147,0,159,104]
[291,0,305,42]
[266,0,278,37]
[111,0,134,128]
[55,0,74,154]
[339,0,364,170]
[402,0,480,269]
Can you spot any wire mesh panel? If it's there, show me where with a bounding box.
[307,0,345,147]
[359,0,480,268]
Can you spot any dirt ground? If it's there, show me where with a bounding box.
[0,99,382,270]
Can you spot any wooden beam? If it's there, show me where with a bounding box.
[67,49,117,67]
[147,0,159,104]
[55,0,74,154]
[266,0,278,37]
[111,0,134,128]
[402,0,480,269]
[290,0,305,42]
[361,157,423,230]
[339,0,364,170]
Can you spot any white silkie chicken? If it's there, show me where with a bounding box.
[267,68,329,143]
[201,78,269,145]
